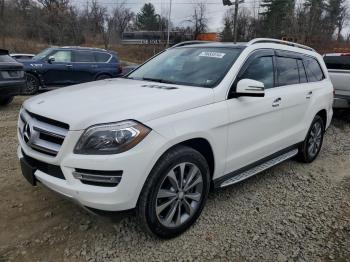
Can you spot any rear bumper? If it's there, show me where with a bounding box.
[0,80,26,96]
[333,96,350,109]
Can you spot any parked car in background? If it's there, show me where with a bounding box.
[10,53,35,60]
[18,39,333,238]
[20,46,122,94]
[323,53,350,109]
[0,49,26,106]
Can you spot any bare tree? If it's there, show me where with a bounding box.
[112,2,135,41]
[189,2,208,39]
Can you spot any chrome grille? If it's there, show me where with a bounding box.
[18,110,69,157]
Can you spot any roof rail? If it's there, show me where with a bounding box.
[170,41,214,48]
[247,38,315,52]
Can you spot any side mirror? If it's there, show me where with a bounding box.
[236,79,265,97]
[48,56,55,64]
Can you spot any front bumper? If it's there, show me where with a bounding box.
[0,80,26,96]
[17,130,167,211]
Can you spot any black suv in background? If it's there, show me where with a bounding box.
[0,49,26,106]
[21,47,122,94]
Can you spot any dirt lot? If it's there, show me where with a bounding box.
[0,97,350,262]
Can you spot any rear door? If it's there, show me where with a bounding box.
[41,50,73,86]
[71,50,96,84]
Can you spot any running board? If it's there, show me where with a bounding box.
[220,149,298,188]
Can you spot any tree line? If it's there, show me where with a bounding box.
[221,0,349,47]
[0,0,348,52]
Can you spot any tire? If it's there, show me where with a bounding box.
[137,145,210,238]
[0,96,14,106]
[96,74,111,81]
[25,73,40,95]
[297,115,325,163]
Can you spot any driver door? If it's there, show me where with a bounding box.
[225,49,286,174]
[42,50,74,87]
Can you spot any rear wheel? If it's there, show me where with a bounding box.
[137,146,210,238]
[0,96,14,106]
[297,115,325,163]
[25,73,40,95]
[96,74,111,81]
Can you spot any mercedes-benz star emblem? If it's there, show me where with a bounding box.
[23,122,31,144]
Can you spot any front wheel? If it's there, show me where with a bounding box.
[137,146,210,238]
[25,74,40,95]
[297,115,325,163]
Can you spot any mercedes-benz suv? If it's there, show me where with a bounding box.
[18,39,333,238]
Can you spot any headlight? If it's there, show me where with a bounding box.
[74,120,151,155]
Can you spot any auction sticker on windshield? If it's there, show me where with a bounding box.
[199,52,226,59]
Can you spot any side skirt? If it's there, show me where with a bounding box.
[214,144,300,189]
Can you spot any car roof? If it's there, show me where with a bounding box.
[173,39,316,56]
[60,46,108,52]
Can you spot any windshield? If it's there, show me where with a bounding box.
[32,47,54,61]
[127,47,243,88]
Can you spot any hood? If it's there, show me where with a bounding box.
[23,78,214,130]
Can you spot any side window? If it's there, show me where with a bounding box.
[51,51,71,63]
[73,51,95,63]
[276,57,299,86]
[94,52,111,63]
[304,57,324,82]
[323,56,350,70]
[240,56,274,89]
[297,59,307,83]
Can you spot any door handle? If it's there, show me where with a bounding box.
[272,97,281,107]
[306,91,313,99]
[91,65,98,68]
[66,64,73,68]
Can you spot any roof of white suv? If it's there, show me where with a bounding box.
[173,38,315,54]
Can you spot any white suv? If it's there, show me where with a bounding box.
[18,39,333,238]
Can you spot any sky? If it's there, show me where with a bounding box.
[73,0,350,36]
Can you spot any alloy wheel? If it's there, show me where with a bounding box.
[307,121,322,158]
[155,162,203,228]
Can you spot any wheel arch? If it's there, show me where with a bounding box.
[95,72,112,80]
[152,137,215,181]
[316,109,327,129]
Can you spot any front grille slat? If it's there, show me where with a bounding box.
[19,109,69,157]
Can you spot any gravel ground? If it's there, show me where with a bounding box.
[0,97,349,262]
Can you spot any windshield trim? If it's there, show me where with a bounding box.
[126,46,245,88]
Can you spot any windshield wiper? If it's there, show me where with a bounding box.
[142,77,176,84]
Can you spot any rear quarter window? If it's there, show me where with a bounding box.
[323,55,350,70]
[304,57,324,82]
[94,52,111,63]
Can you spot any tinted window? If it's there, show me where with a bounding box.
[304,57,324,82]
[276,57,299,86]
[51,50,71,63]
[297,59,307,83]
[94,52,111,62]
[73,51,95,62]
[128,47,243,88]
[323,55,350,70]
[0,55,16,62]
[240,56,274,89]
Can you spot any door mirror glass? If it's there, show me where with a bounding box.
[48,56,55,63]
[236,79,265,97]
